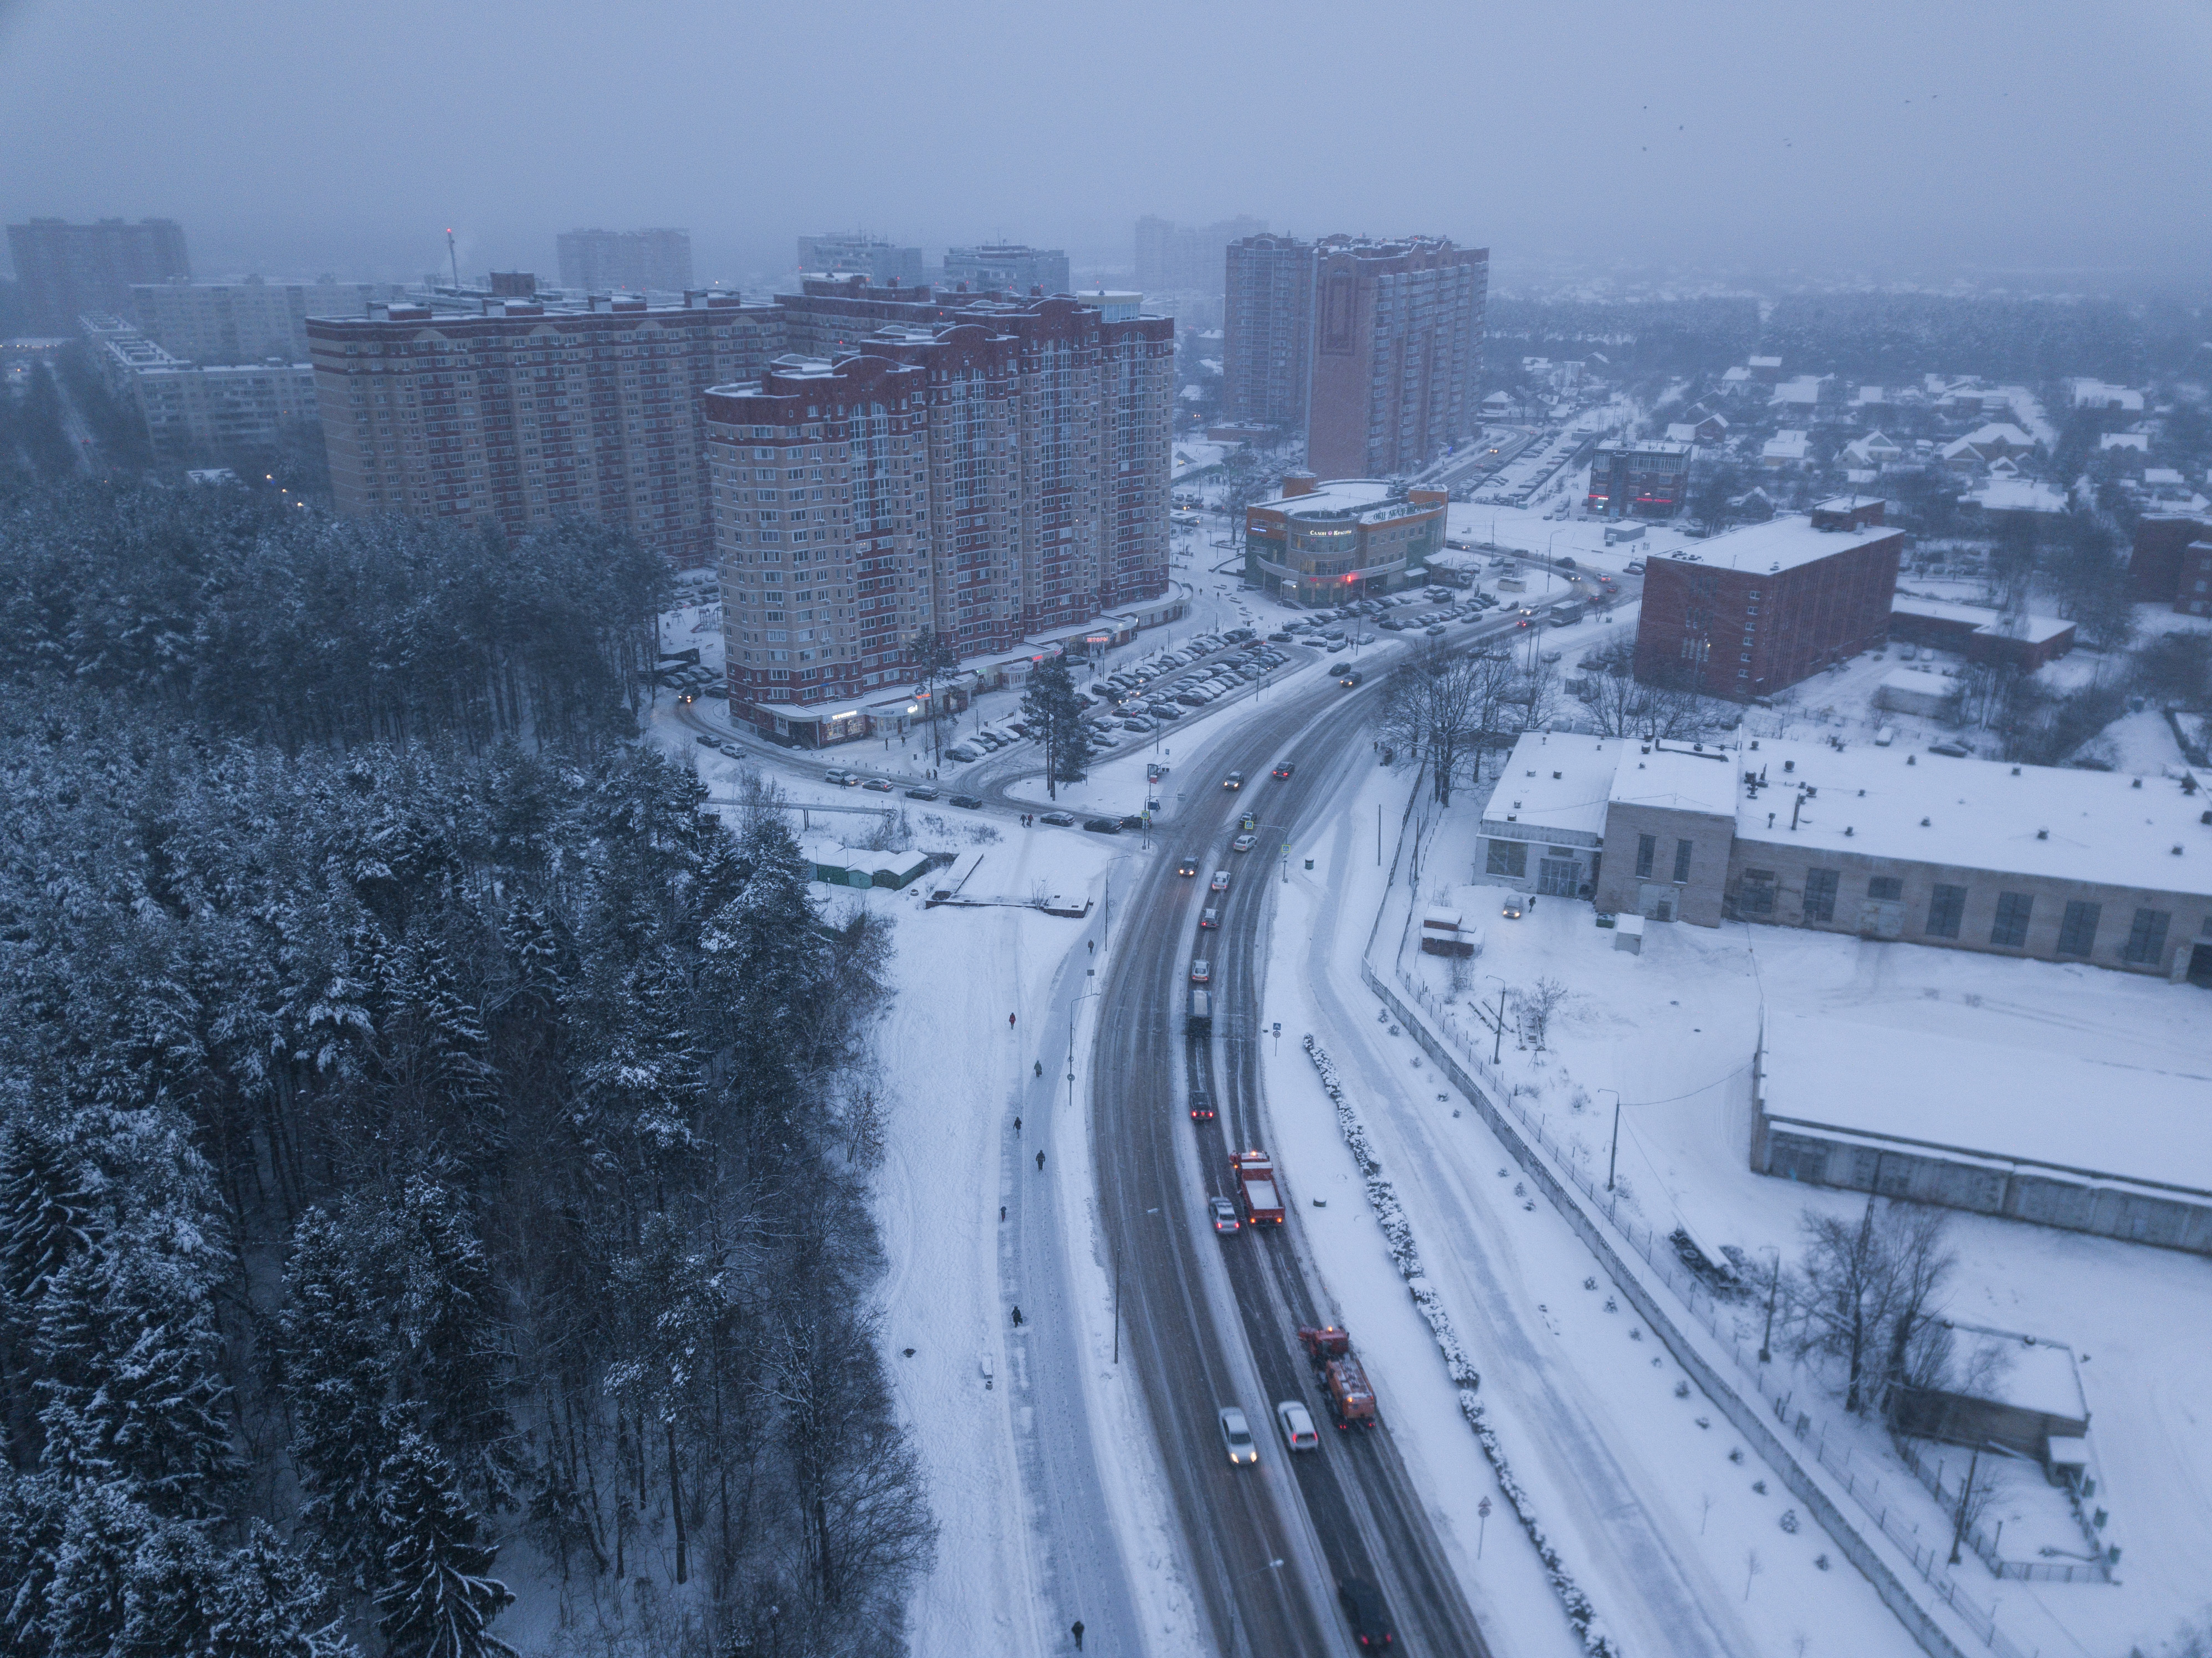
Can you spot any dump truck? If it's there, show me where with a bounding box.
[1231,1149,1284,1227]
[1297,1325,1379,1430]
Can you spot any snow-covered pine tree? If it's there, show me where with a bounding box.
[373,1432,515,1658]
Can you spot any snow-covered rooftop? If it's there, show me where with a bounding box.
[1653,511,1897,576]
[1252,478,1439,525]
[1609,741,1739,818]
[1735,738,2211,895]
[1944,1326,2089,1423]
[1892,596,2073,646]
[1479,734,1626,840]
[1959,477,2067,515]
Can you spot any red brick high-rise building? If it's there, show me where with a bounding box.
[1633,497,1902,700]
[705,288,1174,739]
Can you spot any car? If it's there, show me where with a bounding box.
[1425,623,1447,636]
[859,777,892,792]
[1268,631,1293,643]
[1556,555,1576,569]
[1151,704,1182,720]
[946,744,980,761]
[1119,814,1146,830]
[1040,810,1076,827]
[1339,669,1364,688]
[1222,772,1243,790]
[1190,1087,1216,1121]
[1200,907,1220,930]
[949,793,984,808]
[1189,959,1210,983]
[1210,869,1230,891]
[1231,832,1257,853]
[1270,762,1294,781]
[904,785,940,800]
[1501,896,1525,920]
[1327,639,1350,653]
[822,767,851,783]
[1624,559,1646,574]
[1083,817,1122,834]
[1276,1400,1320,1452]
[1379,618,1407,631]
[1338,1579,1395,1648]
[695,733,719,746]
[1178,855,1200,877]
[1218,1406,1258,1466]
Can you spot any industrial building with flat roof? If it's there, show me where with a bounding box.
[1631,495,1903,700]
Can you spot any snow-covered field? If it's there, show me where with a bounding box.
[1388,795,2212,1658]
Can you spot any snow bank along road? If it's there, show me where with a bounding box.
[1091,674,1491,1657]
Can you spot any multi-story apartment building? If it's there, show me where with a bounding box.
[796,233,925,285]
[129,277,400,366]
[305,288,783,568]
[1305,235,1486,479]
[1223,233,1486,474]
[704,290,1173,741]
[555,229,694,294]
[80,314,318,466]
[942,244,1070,298]
[1585,438,1692,520]
[1222,234,1316,437]
[1632,496,1903,700]
[1135,214,1268,294]
[8,217,192,332]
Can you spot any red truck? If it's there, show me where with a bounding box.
[1230,1149,1284,1227]
[1297,1325,1380,1430]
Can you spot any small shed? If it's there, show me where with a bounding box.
[1889,1322,2090,1471]
[1875,668,1962,720]
[1612,912,1646,954]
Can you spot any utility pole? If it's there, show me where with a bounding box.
[1948,1445,1983,1565]
[1760,1246,1781,1362]
[1606,1090,1624,1192]
[446,228,460,290]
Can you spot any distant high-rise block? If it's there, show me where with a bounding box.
[306,289,782,569]
[796,233,924,284]
[706,281,1173,726]
[80,313,318,466]
[941,244,1070,298]
[554,228,694,293]
[130,277,402,365]
[1135,214,1267,295]
[1225,233,1486,474]
[8,217,191,332]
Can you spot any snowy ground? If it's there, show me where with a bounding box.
[1387,794,2212,1658]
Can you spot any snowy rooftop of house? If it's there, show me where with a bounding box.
[1653,510,1897,576]
[1941,1326,2089,1424]
[1770,376,1822,404]
[1722,366,1750,382]
[1734,738,2211,895]
[1608,740,1739,818]
[1765,1009,2212,1197]
[1891,596,2073,646]
[1748,355,1782,369]
[1959,478,2067,514]
[1762,431,1809,458]
[1252,478,1440,524]
[1478,734,1625,840]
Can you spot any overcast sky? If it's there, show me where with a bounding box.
[4,0,2207,292]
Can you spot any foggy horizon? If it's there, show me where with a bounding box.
[6,0,2210,295]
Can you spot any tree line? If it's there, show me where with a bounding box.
[0,473,933,1656]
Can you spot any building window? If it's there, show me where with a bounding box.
[1925,883,1967,939]
[1486,839,1526,878]
[1739,870,1776,916]
[1867,876,1904,902]
[1990,891,2033,949]
[2122,907,2171,965]
[1636,833,1656,879]
[2057,899,2101,957]
[1803,868,1839,923]
[1672,838,1693,884]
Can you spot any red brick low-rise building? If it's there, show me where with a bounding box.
[1632,495,1902,700]
[1888,596,2076,671]
[2128,513,2212,604]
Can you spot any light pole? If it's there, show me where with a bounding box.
[1486,976,1508,1066]
[1948,1444,1985,1565]
[1759,1245,1782,1363]
[1599,1087,1623,1192]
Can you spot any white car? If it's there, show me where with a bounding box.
[1276,1400,1320,1452]
[1218,1406,1258,1466]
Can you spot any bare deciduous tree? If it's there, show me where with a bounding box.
[1787,1199,1955,1415]
[1379,645,1518,806]
[1522,976,1570,1049]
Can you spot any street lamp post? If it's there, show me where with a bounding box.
[1599,1087,1623,1192]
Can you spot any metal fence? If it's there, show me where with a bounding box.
[1379,953,2049,1658]
[1889,1436,2113,1585]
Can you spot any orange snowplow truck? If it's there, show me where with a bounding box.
[1230,1150,1284,1226]
[1297,1325,1379,1430]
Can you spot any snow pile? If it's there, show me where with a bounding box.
[1304,1035,1621,1658]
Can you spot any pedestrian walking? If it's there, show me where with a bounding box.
[1000,1205,1006,1221]
[1014,1115,1023,1133]
[1036,1149,1046,1171]
[1009,1012,1017,1028]
[1011,1306,1023,1327]
[1072,1620,1085,1650]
